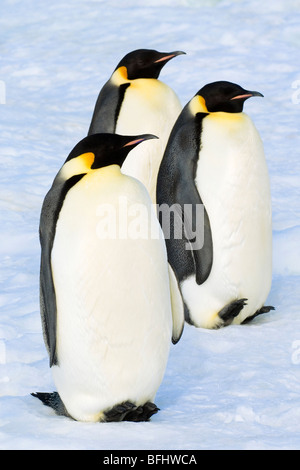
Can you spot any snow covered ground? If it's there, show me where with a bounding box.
[0,0,300,450]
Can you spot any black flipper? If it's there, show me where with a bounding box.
[218,298,248,327]
[39,173,85,367]
[242,305,275,324]
[31,391,72,418]
[88,80,130,135]
[157,106,213,291]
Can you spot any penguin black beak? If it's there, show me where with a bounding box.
[123,134,159,148]
[154,51,186,63]
[231,90,264,100]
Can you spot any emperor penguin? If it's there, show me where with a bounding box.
[32,133,184,422]
[156,81,274,329]
[88,49,185,203]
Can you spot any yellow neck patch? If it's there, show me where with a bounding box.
[189,95,209,115]
[59,152,95,180]
[111,66,129,85]
[80,152,95,169]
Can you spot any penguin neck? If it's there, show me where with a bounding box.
[96,164,122,177]
[207,111,249,127]
[190,95,209,114]
[111,66,130,86]
[59,152,95,181]
[86,164,123,183]
[59,155,123,184]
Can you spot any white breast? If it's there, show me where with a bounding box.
[117,79,182,203]
[51,168,172,421]
[181,112,272,328]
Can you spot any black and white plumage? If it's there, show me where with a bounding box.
[157,81,274,329]
[33,133,184,422]
[88,49,185,202]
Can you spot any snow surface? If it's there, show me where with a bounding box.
[0,0,300,450]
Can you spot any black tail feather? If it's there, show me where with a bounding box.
[31,391,71,418]
[242,305,275,324]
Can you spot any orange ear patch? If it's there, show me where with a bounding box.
[190,94,209,115]
[118,66,128,80]
[80,152,95,169]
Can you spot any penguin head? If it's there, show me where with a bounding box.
[115,49,186,80]
[196,81,263,114]
[63,133,158,176]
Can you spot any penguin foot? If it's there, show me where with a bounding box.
[31,391,71,418]
[32,392,159,423]
[126,402,159,422]
[242,305,275,324]
[104,401,159,422]
[104,401,137,422]
[218,298,248,327]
